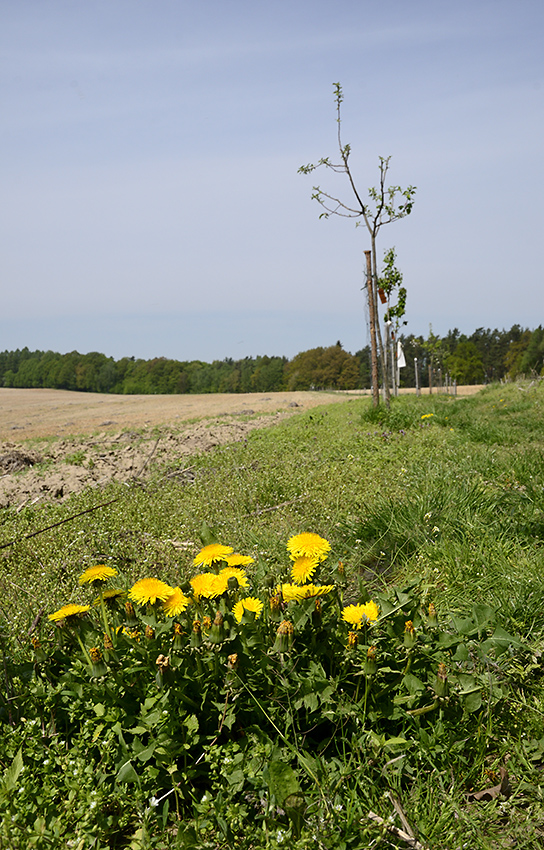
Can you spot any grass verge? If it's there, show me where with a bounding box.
[1,382,544,848]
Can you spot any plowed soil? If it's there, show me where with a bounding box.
[0,386,483,510]
[0,388,350,509]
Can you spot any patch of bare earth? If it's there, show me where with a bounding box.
[0,388,348,509]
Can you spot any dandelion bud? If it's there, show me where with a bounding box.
[427,602,438,627]
[190,619,202,647]
[209,611,226,644]
[103,633,113,651]
[31,636,47,662]
[347,631,358,650]
[89,646,107,677]
[404,620,416,648]
[273,620,294,653]
[435,662,449,698]
[227,653,239,671]
[227,575,239,592]
[172,622,184,650]
[270,594,280,612]
[124,601,138,625]
[155,653,171,689]
[337,561,345,577]
[365,645,377,676]
[145,625,155,640]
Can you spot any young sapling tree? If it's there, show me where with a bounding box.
[299,82,415,406]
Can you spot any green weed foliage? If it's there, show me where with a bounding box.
[1,382,544,848]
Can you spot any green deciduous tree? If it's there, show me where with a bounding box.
[285,343,360,391]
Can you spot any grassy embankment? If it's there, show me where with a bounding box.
[1,382,544,848]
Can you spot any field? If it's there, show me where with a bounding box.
[1,381,543,849]
[0,388,349,509]
[0,387,481,510]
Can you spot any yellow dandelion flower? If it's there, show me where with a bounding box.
[128,578,174,606]
[193,544,233,568]
[224,553,255,568]
[232,597,264,623]
[48,603,91,622]
[102,587,125,600]
[287,532,331,563]
[94,588,125,606]
[342,601,380,628]
[190,572,224,600]
[78,564,118,585]
[290,556,318,585]
[276,583,305,602]
[295,583,334,599]
[218,566,249,589]
[276,582,333,602]
[162,587,191,617]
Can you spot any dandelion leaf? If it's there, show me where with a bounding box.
[199,522,218,547]
[266,759,300,805]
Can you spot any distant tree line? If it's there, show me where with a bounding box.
[0,325,542,395]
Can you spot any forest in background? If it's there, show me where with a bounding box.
[0,324,542,395]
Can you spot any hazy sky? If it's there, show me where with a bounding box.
[1,0,543,361]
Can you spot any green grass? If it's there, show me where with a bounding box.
[2,382,544,848]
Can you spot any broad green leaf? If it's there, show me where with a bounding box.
[266,760,300,805]
[303,692,319,713]
[127,725,147,735]
[136,744,156,763]
[402,673,425,695]
[395,590,413,608]
[461,690,482,713]
[472,603,495,630]
[450,615,477,636]
[383,737,408,749]
[284,792,306,839]
[3,748,23,792]
[452,644,469,662]
[456,673,478,693]
[438,632,460,649]
[184,714,199,735]
[487,626,524,655]
[117,760,139,784]
[226,768,245,790]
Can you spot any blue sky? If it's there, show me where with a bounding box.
[1,0,543,361]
